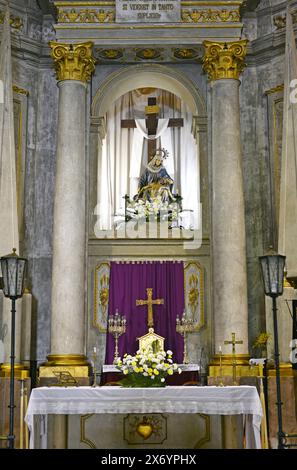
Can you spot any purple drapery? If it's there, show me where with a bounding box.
[105,261,184,364]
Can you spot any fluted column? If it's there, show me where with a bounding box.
[47,42,95,365]
[203,41,249,362]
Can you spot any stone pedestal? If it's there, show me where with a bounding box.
[267,367,297,448]
[0,377,31,449]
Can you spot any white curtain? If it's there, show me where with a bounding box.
[97,89,199,230]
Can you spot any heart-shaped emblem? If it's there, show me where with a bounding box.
[136,422,153,440]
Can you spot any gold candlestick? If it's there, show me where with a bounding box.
[108,310,126,364]
[24,381,29,449]
[92,347,97,387]
[19,379,24,449]
[218,347,224,387]
[176,312,194,364]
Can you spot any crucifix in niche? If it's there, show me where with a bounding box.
[121,97,184,159]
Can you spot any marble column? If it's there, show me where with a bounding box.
[47,43,95,366]
[203,41,249,360]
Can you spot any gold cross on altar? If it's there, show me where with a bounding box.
[224,332,243,354]
[136,288,164,328]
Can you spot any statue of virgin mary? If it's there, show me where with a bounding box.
[134,148,176,204]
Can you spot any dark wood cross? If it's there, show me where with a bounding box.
[121,97,183,160]
[136,288,164,328]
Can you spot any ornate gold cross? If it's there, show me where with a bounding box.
[224,332,243,354]
[136,288,164,328]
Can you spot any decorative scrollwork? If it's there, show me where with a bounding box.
[57,8,115,23]
[182,8,240,23]
[203,40,248,80]
[49,42,96,82]
[0,11,23,29]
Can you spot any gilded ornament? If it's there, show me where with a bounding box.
[188,274,199,319]
[0,11,23,29]
[49,42,96,82]
[136,418,153,439]
[203,40,248,80]
[252,332,271,358]
[173,48,199,60]
[57,8,69,23]
[56,7,114,23]
[273,11,297,29]
[181,8,240,23]
[99,273,109,321]
[96,48,123,60]
[67,8,80,22]
[96,9,114,22]
[136,49,162,60]
[13,86,29,96]
[125,414,165,444]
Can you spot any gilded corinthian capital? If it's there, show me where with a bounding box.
[49,42,96,82]
[202,40,248,81]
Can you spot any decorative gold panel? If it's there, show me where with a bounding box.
[182,8,240,23]
[93,262,110,332]
[57,7,114,23]
[184,262,204,331]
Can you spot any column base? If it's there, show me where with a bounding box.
[208,354,257,384]
[267,362,295,377]
[0,363,30,379]
[39,354,92,386]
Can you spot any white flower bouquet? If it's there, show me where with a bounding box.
[116,346,182,387]
[129,196,179,221]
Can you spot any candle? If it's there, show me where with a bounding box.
[93,347,97,354]
[219,345,222,353]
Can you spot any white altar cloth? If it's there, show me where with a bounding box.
[102,363,200,373]
[25,385,263,449]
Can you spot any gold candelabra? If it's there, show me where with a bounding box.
[108,309,126,364]
[176,312,194,364]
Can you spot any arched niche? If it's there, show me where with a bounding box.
[91,64,206,117]
[88,64,209,239]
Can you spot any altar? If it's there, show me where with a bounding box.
[25,386,263,449]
